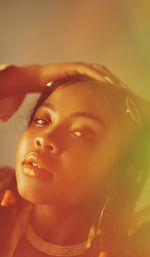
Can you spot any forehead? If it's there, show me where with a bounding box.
[42,80,117,125]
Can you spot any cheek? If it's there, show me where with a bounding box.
[58,144,100,194]
[15,130,34,189]
[87,129,121,185]
[16,130,33,165]
[71,130,121,189]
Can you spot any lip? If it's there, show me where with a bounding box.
[21,152,53,179]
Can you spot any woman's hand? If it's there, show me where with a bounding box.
[0,63,126,97]
[0,63,125,121]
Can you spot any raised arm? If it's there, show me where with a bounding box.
[0,63,112,98]
[0,62,128,121]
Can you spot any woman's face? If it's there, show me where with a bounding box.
[16,80,121,206]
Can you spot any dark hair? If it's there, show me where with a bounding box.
[28,77,150,256]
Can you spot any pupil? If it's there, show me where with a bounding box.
[38,119,44,124]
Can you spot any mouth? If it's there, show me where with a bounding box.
[22,160,43,169]
[21,152,53,179]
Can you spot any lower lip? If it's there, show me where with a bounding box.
[22,164,53,179]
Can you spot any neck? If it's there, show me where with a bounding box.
[31,202,100,245]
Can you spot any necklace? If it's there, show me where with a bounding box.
[25,224,89,256]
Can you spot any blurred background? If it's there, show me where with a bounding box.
[0,0,150,211]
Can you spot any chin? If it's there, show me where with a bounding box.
[16,181,59,206]
[17,185,45,205]
[17,187,49,205]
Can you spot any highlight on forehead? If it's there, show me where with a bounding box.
[51,77,110,102]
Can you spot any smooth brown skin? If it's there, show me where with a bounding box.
[15,80,121,248]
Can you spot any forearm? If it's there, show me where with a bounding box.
[0,65,42,98]
[0,62,109,121]
[0,62,108,98]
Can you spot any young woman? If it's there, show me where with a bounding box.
[0,63,150,257]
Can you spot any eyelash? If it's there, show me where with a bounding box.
[70,128,94,140]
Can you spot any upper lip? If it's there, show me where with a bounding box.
[22,152,52,174]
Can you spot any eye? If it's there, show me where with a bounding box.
[70,128,94,141]
[32,118,50,126]
[72,131,82,137]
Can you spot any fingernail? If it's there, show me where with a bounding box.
[104,75,114,85]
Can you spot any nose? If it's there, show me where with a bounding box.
[34,136,58,153]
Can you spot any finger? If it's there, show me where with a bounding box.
[41,62,127,90]
[1,64,106,97]
[0,63,126,98]
[39,63,107,87]
[89,63,127,89]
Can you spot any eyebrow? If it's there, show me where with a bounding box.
[40,102,105,126]
[40,102,56,112]
[70,112,104,126]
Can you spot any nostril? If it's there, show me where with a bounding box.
[34,137,43,148]
[36,140,41,147]
[34,137,58,153]
[47,145,55,152]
